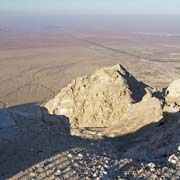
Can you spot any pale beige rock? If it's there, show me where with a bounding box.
[44,64,163,135]
[45,65,130,128]
[166,79,180,106]
[107,91,163,136]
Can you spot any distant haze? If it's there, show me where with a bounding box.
[1,1,180,35]
[0,15,180,34]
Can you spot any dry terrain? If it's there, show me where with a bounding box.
[0,16,180,180]
[0,22,180,108]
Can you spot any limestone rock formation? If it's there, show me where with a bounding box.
[165,79,180,106]
[44,64,163,135]
[0,104,70,135]
[106,91,163,136]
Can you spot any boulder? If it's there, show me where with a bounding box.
[165,79,180,106]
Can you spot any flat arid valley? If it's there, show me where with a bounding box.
[1,11,180,180]
[1,15,180,107]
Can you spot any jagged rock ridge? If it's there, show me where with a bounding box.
[45,64,162,136]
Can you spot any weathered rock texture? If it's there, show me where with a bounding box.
[0,104,70,135]
[45,64,163,135]
[165,79,180,106]
[107,92,163,136]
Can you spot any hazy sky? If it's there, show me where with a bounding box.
[1,0,180,15]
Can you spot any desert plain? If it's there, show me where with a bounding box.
[0,15,180,107]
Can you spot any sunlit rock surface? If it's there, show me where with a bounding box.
[166,79,180,106]
[45,64,163,135]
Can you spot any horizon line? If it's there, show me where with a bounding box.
[1,11,180,17]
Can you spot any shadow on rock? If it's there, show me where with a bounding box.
[0,103,74,179]
[118,64,148,103]
[101,110,180,163]
[0,103,180,179]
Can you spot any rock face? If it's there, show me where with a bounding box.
[0,104,70,135]
[123,109,180,162]
[165,79,180,106]
[41,107,71,134]
[164,79,180,126]
[107,92,163,136]
[45,64,162,135]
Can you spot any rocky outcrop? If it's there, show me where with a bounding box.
[44,64,163,136]
[164,79,180,126]
[0,103,70,135]
[106,91,162,136]
[41,107,71,134]
[121,78,180,161]
[165,79,180,107]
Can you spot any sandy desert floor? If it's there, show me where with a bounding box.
[0,25,180,108]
